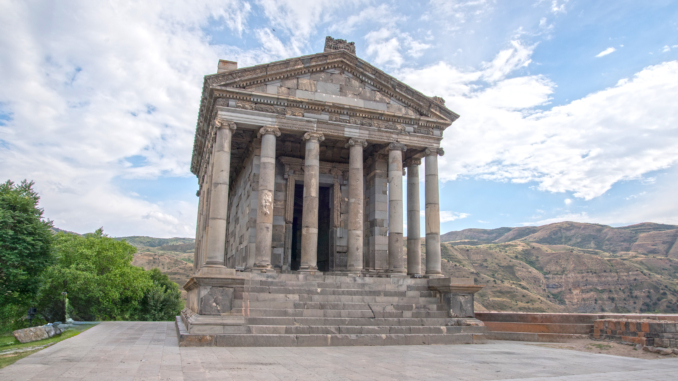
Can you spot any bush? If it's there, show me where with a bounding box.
[36,229,182,322]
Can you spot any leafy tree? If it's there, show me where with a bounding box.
[0,180,53,307]
[37,230,182,321]
[136,268,184,321]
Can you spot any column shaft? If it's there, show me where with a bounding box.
[254,126,281,269]
[204,119,236,267]
[406,159,421,275]
[387,143,406,274]
[300,132,324,271]
[347,139,367,271]
[425,148,444,276]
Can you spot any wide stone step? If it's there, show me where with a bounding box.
[245,316,452,327]
[233,308,448,319]
[250,273,431,286]
[240,293,439,304]
[248,325,486,335]
[252,280,431,292]
[232,301,442,311]
[476,312,597,325]
[243,286,434,298]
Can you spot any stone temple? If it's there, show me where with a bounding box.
[178,37,486,346]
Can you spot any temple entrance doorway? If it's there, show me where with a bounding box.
[290,183,331,271]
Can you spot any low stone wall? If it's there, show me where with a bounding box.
[593,319,678,348]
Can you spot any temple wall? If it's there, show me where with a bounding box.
[271,163,287,269]
[226,150,257,269]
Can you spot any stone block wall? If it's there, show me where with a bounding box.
[271,163,287,269]
[593,319,678,348]
[226,149,257,269]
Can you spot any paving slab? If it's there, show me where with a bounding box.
[1,322,677,380]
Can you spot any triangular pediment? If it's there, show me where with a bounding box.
[240,70,420,118]
[205,50,458,123]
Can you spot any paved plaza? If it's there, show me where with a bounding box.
[1,322,677,380]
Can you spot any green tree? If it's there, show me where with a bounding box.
[37,229,182,321]
[0,180,53,306]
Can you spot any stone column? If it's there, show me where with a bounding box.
[346,138,367,272]
[406,158,422,276]
[253,126,281,270]
[203,119,237,268]
[425,147,444,277]
[193,187,204,271]
[387,142,407,275]
[300,132,324,272]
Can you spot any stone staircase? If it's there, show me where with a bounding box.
[176,273,486,347]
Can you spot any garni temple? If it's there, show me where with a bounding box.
[178,37,486,347]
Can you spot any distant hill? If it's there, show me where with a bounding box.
[442,222,678,256]
[438,222,678,314]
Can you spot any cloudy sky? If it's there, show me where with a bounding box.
[1,0,677,238]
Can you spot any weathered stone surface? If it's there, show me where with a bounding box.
[13,325,62,344]
[200,286,234,315]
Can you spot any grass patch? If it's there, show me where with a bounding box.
[586,343,612,350]
[0,324,95,369]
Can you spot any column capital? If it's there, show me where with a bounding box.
[258,126,281,138]
[303,132,325,142]
[425,147,445,156]
[346,138,367,148]
[388,142,407,152]
[405,158,422,167]
[214,118,237,130]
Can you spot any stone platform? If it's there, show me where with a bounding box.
[177,272,485,347]
[3,321,678,380]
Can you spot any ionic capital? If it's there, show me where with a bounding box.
[346,138,367,148]
[405,158,422,167]
[425,147,445,157]
[214,118,237,130]
[258,126,281,138]
[388,142,407,152]
[303,132,325,142]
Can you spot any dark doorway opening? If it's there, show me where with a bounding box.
[290,183,332,272]
[317,186,331,271]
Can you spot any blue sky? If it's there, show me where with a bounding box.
[1,0,677,237]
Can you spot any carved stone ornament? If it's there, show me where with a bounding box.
[324,36,356,54]
[405,158,422,167]
[345,138,368,148]
[432,96,446,106]
[425,147,445,157]
[388,142,407,152]
[303,132,325,142]
[214,118,236,130]
[258,126,281,138]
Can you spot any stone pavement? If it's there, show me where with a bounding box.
[1,322,676,380]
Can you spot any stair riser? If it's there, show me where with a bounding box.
[245,317,452,326]
[484,322,593,335]
[232,301,442,311]
[249,325,486,335]
[243,286,434,298]
[232,309,448,319]
[239,293,439,304]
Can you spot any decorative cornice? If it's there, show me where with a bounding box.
[388,142,407,152]
[346,138,368,148]
[258,126,281,138]
[425,147,444,157]
[302,132,325,142]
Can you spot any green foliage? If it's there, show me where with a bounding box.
[36,230,183,322]
[0,180,54,307]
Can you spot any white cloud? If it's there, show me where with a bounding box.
[663,45,671,53]
[441,211,471,222]
[596,47,616,57]
[564,198,572,205]
[523,212,592,226]
[328,4,403,33]
[364,28,431,68]
[550,0,569,14]
[398,41,678,202]
[0,0,252,237]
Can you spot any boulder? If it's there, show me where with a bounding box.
[13,324,62,344]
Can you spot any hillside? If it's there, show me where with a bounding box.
[439,222,678,314]
[113,222,678,314]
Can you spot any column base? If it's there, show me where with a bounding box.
[424,273,445,278]
[196,265,236,277]
[297,266,318,274]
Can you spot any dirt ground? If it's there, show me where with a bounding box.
[530,339,678,360]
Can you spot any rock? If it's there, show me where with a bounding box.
[13,325,62,344]
[642,346,653,352]
[673,348,678,355]
[656,347,674,355]
[635,344,643,351]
